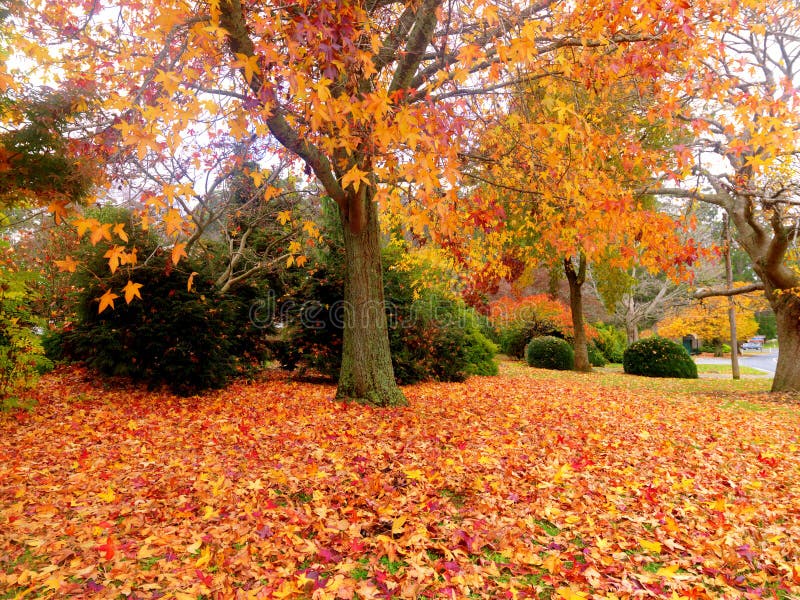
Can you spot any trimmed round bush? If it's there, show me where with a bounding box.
[623,336,698,379]
[525,336,574,371]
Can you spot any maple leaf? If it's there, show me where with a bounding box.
[97,290,119,313]
[341,165,370,193]
[277,210,292,225]
[122,280,143,304]
[90,223,113,246]
[96,536,116,560]
[171,242,188,265]
[232,52,260,83]
[113,222,129,242]
[47,199,69,224]
[54,256,78,273]
[73,216,100,238]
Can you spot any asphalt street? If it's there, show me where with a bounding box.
[694,350,779,374]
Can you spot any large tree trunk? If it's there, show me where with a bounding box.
[565,255,591,372]
[337,195,406,406]
[770,293,800,393]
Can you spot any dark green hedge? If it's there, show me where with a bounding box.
[623,336,698,379]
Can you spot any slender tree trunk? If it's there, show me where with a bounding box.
[723,214,740,379]
[771,293,800,393]
[565,255,591,372]
[337,195,406,406]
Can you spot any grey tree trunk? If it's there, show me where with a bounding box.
[337,195,406,406]
[769,293,800,393]
[565,255,591,372]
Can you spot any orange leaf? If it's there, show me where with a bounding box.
[97,290,119,313]
[54,256,78,273]
[171,242,187,265]
[122,280,143,304]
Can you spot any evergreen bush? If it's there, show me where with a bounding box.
[593,323,626,363]
[623,336,697,379]
[270,210,497,384]
[48,208,270,395]
[525,336,574,370]
[587,342,608,367]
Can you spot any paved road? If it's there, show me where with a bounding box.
[695,350,779,374]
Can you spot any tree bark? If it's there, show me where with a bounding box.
[337,192,406,406]
[565,255,591,372]
[769,292,800,393]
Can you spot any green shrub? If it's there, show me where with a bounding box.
[0,249,50,406]
[587,343,607,367]
[270,211,496,384]
[623,336,698,379]
[498,319,565,359]
[593,323,626,363]
[50,208,270,395]
[525,336,574,371]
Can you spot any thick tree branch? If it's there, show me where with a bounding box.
[218,0,347,209]
[389,0,443,93]
[694,283,764,299]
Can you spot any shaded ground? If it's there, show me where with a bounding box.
[1,363,798,599]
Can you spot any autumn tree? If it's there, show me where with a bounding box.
[11,0,740,404]
[653,0,800,391]
[458,43,702,372]
[658,295,761,350]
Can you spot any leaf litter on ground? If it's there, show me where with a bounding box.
[0,363,798,599]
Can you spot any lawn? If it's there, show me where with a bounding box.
[1,363,798,599]
[694,364,770,377]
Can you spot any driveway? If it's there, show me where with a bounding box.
[695,350,779,374]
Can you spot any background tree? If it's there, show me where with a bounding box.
[658,295,762,352]
[653,0,800,391]
[456,43,702,372]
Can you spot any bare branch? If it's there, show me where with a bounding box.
[694,283,764,299]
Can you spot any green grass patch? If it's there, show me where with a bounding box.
[695,364,768,376]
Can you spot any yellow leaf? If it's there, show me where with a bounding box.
[187,271,198,292]
[97,290,119,314]
[341,165,370,193]
[288,240,302,254]
[201,505,219,520]
[113,223,129,242]
[556,586,588,599]
[90,223,113,246]
[277,210,292,225]
[391,515,407,535]
[639,539,662,553]
[543,554,561,574]
[98,486,116,502]
[42,574,65,592]
[194,546,212,568]
[54,256,78,273]
[248,169,264,187]
[404,468,424,480]
[553,463,572,484]
[72,216,99,237]
[233,52,261,83]
[122,280,143,304]
[656,564,680,577]
[186,540,202,555]
[171,242,187,265]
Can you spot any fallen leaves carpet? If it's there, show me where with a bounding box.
[1,366,798,599]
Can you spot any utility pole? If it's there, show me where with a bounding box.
[724,213,740,380]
